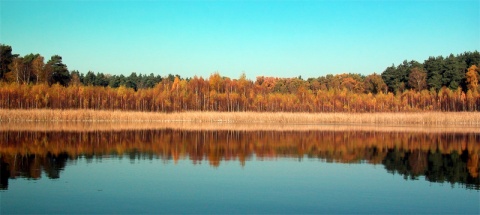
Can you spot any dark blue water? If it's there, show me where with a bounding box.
[1,156,478,214]
[1,128,479,214]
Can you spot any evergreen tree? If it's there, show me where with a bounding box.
[83,71,96,86]
[443,54,465,90]
[424,56,445,91]
[46,55,70,86]
[0,44,15,80]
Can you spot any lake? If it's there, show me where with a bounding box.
[1,123,479,214]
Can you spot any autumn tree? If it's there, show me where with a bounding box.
[466,65,479,93]
[7,57,24,83]
[364,73,387,94]
[70,71,82,87]
[21,53,39,85]
[209,72,224,93]
[341,75,364,93]
[408,67,427,91]
[31,55,45,83]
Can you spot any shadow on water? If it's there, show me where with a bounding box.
[1,128,479,190]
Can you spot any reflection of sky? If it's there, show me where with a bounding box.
[2,157,478,214]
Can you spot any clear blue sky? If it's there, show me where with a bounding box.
[1,0,479,79]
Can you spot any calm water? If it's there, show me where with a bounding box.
[1,125,479,214]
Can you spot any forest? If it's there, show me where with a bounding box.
[1,44,479,112]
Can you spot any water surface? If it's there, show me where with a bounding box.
[1,124,478,214]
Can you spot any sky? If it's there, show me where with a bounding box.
[1,0,479,80]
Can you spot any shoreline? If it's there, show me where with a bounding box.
[2,121,480,133]
[1,109,480,126]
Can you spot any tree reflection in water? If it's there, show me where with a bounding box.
[0,129,478,190]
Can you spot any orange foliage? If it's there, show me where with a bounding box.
[1,72,480,112]
[1,129,478,166]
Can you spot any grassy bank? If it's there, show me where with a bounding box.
[1,109,480,125]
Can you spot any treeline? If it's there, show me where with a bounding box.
[1,130,478,189]
[0,44,169,90]
[382,52,480,92]
[1,44,479,112]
